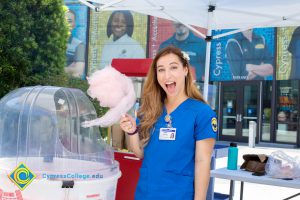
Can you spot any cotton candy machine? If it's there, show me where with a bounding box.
[0,86,120,200]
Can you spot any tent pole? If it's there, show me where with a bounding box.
[203,5,214,101]
[203,32,211,101]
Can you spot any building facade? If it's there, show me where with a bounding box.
[65,2,300,147]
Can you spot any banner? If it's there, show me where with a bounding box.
[148,17,207,81]
[65,3,88,79]
[210,28,275,81]
[88,10,148,74]
[277,26,300,80]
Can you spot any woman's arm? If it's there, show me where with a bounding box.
[194,138,215,200]
[120,114,144,158]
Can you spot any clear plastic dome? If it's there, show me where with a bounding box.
[0,86,118,181]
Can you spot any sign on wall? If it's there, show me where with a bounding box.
[277,26,300,80]
[88,10,148,74]
[210,28,275,81]
[65,3,88,79]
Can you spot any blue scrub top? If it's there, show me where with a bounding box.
[135,98,217,200]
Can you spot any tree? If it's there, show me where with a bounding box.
[0,0,69,97]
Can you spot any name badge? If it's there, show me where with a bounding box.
[159,128,176,140]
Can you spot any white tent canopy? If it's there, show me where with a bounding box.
[79,0,300,99]
[80,0,300,36]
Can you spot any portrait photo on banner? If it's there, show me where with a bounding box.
[277,26,300,80]
[65,2,88,79]
[88,10,148,74]
[148,16,207,82]
[210,28,275,81]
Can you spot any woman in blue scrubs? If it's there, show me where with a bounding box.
[120,46,217,200]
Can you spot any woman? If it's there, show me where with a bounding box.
[120,46,217,200]
[65,9,85,78]
[100,10,145,68]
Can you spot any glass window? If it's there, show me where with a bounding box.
[276,80,299,143]
[221,86,237,136]
[196,82,218,111]
[262,81,272,141]
[242,85,259,137]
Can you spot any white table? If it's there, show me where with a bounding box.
[210,167,300,200]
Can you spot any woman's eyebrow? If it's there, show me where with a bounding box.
[157,61,179,68]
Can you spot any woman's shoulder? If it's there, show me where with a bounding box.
[186,98,214,112]
[186,99,216,123]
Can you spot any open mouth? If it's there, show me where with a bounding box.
[114,27,124,31]
[113,26,125,35]
[165,82,176,93]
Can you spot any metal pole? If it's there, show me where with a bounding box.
[203,5,214,101]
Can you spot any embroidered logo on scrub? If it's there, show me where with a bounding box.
[211,117,218,132]
[255,44,265,49]
[8,162,36,190]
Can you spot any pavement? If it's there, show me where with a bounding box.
[213,142,300,200]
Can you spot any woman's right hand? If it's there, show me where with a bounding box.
[120,114,144,159]
[120,114,137,134]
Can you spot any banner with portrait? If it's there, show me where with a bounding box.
[210,28,275,81]
[88,10,148,74]
[277,26,300,80]
[148,16,207,81]
[65,2,88,79]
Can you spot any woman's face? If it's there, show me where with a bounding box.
[66,11,75,31]
[156,53,188,99]
[111,12,127,39]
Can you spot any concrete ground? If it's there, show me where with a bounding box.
[213,143,300,200]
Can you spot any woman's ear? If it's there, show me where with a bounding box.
[184,66,188,76]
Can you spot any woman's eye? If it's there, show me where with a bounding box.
[171,66,178,70]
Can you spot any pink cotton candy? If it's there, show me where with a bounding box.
[81,66,136,127]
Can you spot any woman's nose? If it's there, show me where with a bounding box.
[164,69,172,79]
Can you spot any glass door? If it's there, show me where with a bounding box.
[220,82,260,142]
[242,85,259,138]
[220,85,238,138]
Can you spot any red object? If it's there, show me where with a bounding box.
[111,58,153,77]
[114,151,143,200]
[189,66,196,81]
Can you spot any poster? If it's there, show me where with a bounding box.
[65,3,88,79]
[210,28,275,81]
[277,26,300,80]
[148,17,207,81]
[88,10,148,74]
